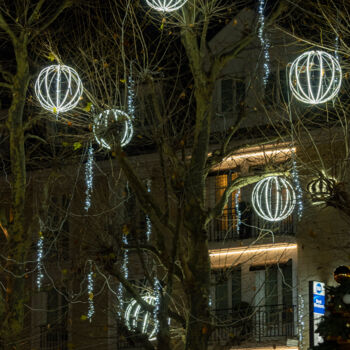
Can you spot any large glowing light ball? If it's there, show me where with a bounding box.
[252,176,296,222]
[35,65,83,114]
[289,50,342,104]
[146,0,188,12]
[93,109,133,150]
[125,295,157,340]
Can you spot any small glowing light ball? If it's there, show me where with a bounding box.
[289,50,342,104]
[252,176,296,222]
[35,65,83,114]
[307,176,335,203]
[343,294,350,305]
[93,109,133,150]
[146,0,188,12]
[125,295,157,340]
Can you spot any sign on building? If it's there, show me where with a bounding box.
[309,281,325,347]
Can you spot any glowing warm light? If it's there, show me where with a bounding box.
[146,0,188,12]
[125,294,157,340]
[252,176,296,222]
[35,64,83,114]
[223,147,296,162]
[289,50,342,104]
[93,109,133,150]
[210,243,297,257]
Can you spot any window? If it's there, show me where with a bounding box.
[213,267,242,312]
[215,172,240,233]
[264,69,289,106]
[220,78,246,116]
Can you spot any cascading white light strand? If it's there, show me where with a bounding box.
[252,176,296,222]
[291,158,303,220]
[235,189,241,234]
[87,261,95,322]
[127,72,135,120]
[258,0,270,86]
[298,294,306,349]
[146,180,152,241]
[36,231,44,290]
[289,50,342,104]
[146,0,188,12]
[153,278,161,337]
[35,64,83,114]
[117,235,129,317]
[84,143,94,211]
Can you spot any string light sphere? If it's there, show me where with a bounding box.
[289,50,342,104]
[35,65,83,114]
[146,0,188,12]
[93,109,133,150]
[252,176,296,222]
[125,294,157,340]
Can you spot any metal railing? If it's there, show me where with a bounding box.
[208,207,295,242]
[210,304,296,344]
[40,325,68,350]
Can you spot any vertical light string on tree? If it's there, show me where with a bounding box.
[291,157,303,220]
[84,142,94,211]
[128,64,135,121]
[153,277,161,337]
[298,293,306,349]
[117,233,129,317]
[258,0,270,86]
[146,180,152,241]
[235,189,241,235]
[87,260,95,322]
[36,230,44,290]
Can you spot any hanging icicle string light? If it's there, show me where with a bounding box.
[235,189,241,234]
[127,70,135,120]
[117,234,129,316]
[36,231,44,290]
[291,158,303,220]
[258,0,270,86]
[298,294,306,349]
[153,277,161,337]
[289,50,342,104]
[35,64,83,114]
[84,143,94,211]
[87,261,95,322]
[146,180,152,241]
[146,0,188,12]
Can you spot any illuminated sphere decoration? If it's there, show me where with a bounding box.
[289,50,342,104]
[252,176,296,222]
[35,65,83,114]
[124,295,157,340]
[93,109,133,150]
[146,0,188,12]
[307,176,335,203]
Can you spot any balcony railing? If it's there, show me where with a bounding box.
[208,207,295,242]
[40,325,68,350]
[210,304,296,344]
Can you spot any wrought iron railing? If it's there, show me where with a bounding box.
[40,324,68,350]
[208,206,295,242]
[210,304,296,344]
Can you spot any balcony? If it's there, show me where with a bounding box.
[40,324,68,350]
[208,206,295,242]
[210,304,296,345]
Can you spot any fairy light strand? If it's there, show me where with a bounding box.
[146,180,152,241]
[298,293,306,349]
[153,277,161,337]
[235,189,241,235]
[258,0,270,86]
[84,143,94,211]
[291,158,303,220]
[87,261,95,322]
[36,231,44,290]
[127,72,135,120]
[117,235,129,317]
